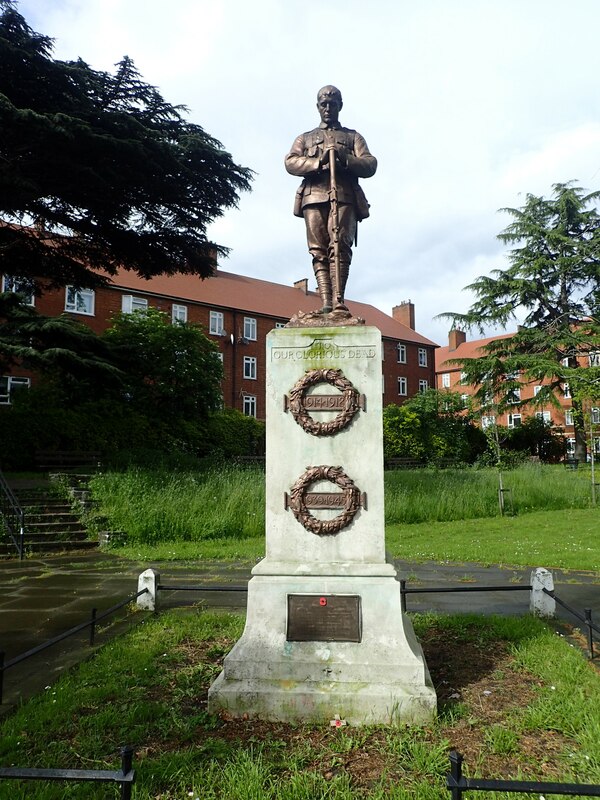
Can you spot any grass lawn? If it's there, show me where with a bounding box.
[115,506,600,573]
[0,609,598,798]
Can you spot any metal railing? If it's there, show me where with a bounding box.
[543,587,599,660]
[0,746,135,799]
[0,469,25,560]
[447,750,600,798]
[0,588,148,703]
[400,580,532,614]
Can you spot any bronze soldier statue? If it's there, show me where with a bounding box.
[285,85,377,314]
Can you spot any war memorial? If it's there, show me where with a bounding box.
[208,86,436,724]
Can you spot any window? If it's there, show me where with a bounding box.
[593,436,600,455]
[418,379,428,393]
[398,377,407,396]
[481,415,496,429]
[507,413,522,429]
[209,310,225,335]
[533,385,542,396]
[65,286,95,315]
[461,394,469,408]
[216,352,224,363]
[441,373,450,388]
[2,275,34,306]
[565,410,574,426]
[563,383,571,399]
[397,343,406,363]
[0,376,30,404]
[418,348,427,367]
[507,387,521,404]
[172,304,187,323]
[566,437,576,455]
[592,408,600,425]
[122,295,148,314]
[243,317,257,341]
[561,357,570,367]
[275,322,286,329]
[243,394,257,417]
[243,356,257,380]
[589,351,600,367]
[535,411,551,424]
[460,371,468,384]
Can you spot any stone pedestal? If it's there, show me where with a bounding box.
[208,326,436,724]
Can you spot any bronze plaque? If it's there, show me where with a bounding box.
[304,394,345,411]
[304,492,345,509]
[287,594,362,642]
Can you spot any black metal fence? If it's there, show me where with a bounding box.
[544,587,600,660]
[0,469,25,560]
[0,746,135,798]
[447,750,600,798]
[0,588,148,704]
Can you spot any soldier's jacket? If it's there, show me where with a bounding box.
[285,124,377,220]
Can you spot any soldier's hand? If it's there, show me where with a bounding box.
[320,144,347,168]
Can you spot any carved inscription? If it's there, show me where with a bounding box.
[304,492,345,509]
[304,394,345,411]
[287,595,362,642]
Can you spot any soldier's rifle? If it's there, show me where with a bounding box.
[328,143,342,307]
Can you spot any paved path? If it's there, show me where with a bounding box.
[1,551,598,712]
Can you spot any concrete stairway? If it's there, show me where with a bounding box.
[1,484,98,556]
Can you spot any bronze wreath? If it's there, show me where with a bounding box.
[287,368,361,436]
[288,465,361,536]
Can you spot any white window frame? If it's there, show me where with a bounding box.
[172,304,187,324]
[507,413,522,429]
[535,410,551,424]
[243,394,257,418]
[533,385,542,396]
[243,356,257,380]
[0,375,31,404]
[481,415,496,430]
[398,376,407,396]
[461,394,469,408]
[442,373,450,388]
[507,387,521,404]
[243,316,257,341]
[591,407,600,425]
[460,371,468,385]
[418,347,427,367]
[589,351,600,367]
[65,286,95,316]
[397,343,406,364]
[418,379,428,393]
[121,295,148,314]
[565,410,574,426]
[566,437,576,455]
[2,275,35,306]
[275,322,286,329]
[563,383,571,399]
[209,310,225,335]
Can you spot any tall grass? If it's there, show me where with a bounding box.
[384,463,593,524]
[88,466,265,544]
[88,463,594,545]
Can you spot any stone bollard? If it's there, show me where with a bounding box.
[137,569,160,611]
[530,567,555,618]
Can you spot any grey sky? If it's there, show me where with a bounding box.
[20,0,600,345]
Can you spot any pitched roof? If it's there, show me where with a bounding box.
[435,332,514,371]
[108,266,437,347]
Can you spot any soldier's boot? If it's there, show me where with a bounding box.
[333,263,350,311]
[314,261,333,313]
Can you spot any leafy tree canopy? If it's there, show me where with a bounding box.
[439,182,600,457]
[0,2,252,289]
[103,307,223,420]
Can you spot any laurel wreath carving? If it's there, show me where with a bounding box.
[288,368,360,436]
[288,465,361,536]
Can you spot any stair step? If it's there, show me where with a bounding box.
[21,530,91,542]
[26,520,87,533]
[0,540,99,555]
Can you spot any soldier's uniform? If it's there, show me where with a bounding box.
[285,121,377,310]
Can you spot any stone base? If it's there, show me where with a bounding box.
[208,570,436,725]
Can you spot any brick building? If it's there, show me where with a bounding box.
[2,269,437,419]
[435,329,600,456]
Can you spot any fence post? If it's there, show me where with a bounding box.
[448,750,464,800]
[529,567,555,618]
[400,579,407,613]
[120,745,134,800]
[137,569,160,611]
[584,609,594,659]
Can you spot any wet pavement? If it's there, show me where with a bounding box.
[0,551,598,713]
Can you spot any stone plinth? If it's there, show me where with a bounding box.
[208,326,436,724]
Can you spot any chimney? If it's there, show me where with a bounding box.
[392,300,415,330]
[448,329,467,351]
[293,278,309,294]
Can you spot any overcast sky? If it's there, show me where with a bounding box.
[19,0,600,345]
